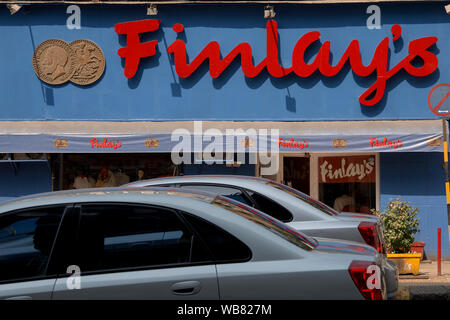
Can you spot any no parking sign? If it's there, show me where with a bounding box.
[428,83,450,116]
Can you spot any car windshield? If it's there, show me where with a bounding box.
[263,180,340,216]
[212,196,317,251]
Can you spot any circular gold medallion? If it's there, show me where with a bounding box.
[53,138,69,149]
[332,138,348,148]
[145,138,161,148]
[69,39,106,85]
[427,137,442,147]
[32,39,76,85]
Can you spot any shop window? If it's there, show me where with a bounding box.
[13,153,47,160]
[0,153,48,161]
[0,206,65,283]
[59,153,177,190]
[318,155,376,214]
[283,156,310,195]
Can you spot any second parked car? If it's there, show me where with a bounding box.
[126,175,398,298]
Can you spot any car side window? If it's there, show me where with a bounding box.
[0,206,66,283]
[244,190,293,222]
[46,207,81,276]
[77,204,210,273]
[179,184,253,206]
[181,212,252,263]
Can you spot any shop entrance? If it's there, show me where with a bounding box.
[317,154,377,213]
[282,156,310,195]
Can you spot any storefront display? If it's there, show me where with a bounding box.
[0,2,448,259]
[318,155,376,213]
[60,153,176,190]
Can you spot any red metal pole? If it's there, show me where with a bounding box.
[438,228,442,276]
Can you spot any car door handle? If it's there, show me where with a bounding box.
[5,296,33,300]
[171,281,201,295]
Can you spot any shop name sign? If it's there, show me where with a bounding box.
[370,137,403,149]
[90,138,122,149]
[278,138,309,150]
[319,156,375,183]
[114,19,439,106]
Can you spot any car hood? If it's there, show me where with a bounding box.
[313,237,378,256]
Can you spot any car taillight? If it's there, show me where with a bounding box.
[348,261,383,300]
[358,222,382,253]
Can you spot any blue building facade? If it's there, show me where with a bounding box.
[0,2,449,258]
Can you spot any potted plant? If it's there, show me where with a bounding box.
[372,198,421,275]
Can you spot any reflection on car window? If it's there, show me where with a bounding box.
[212,196,317,251]
[78,204,204,272]
[182,212,251,263]
[245,190,293,222]
[0,206,65,282]
[180,184,252,206]
[264,180,339,216]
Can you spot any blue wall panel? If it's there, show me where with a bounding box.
[0,162,52,202]
[380,152,450,259]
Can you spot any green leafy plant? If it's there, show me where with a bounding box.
[372,198,420,254]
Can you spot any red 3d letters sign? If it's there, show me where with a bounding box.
[114,19,439,107]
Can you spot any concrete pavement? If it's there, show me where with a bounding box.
[394,260,450,300]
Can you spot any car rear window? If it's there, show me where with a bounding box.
[212,196,317,251]
[264,180,339,216]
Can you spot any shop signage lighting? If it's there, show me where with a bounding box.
[115,19,439,107]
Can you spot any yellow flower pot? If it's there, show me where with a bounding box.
[387,253,422,275]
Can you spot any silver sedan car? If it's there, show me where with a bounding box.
[126,175,398,298]
[0,187,386,300]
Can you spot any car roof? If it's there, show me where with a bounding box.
[126,175,343,220]
[0,187,219,213]
[0,186,319,260]
[127,175,272,187]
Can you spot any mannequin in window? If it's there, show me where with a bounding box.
[73,169,90,189]
[96,166,117,187]
[333,184,355,212]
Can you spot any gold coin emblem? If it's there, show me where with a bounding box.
[69,39,106,85]
[145,138,161,148]
[332,138,348,148]
[427,137,442,147]
[53,138,69,149]
[32,39,76,85]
